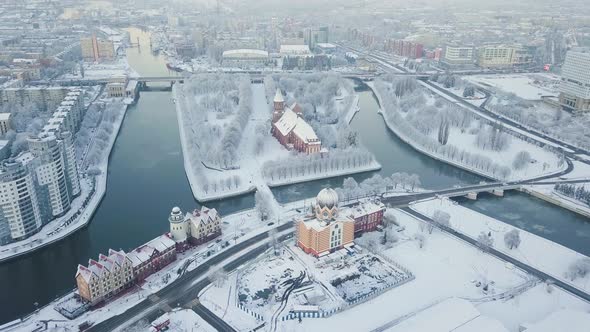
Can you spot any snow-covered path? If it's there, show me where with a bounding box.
[237,83,282,214]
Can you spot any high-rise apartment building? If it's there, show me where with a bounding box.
[80,35,115,62]
[0,159,43,242]
[304,26,329,50]
[442,45,475,68]
[0,87,68,110]
[0,113,11,135]
[559,50,590,112]
[0,132,81,243]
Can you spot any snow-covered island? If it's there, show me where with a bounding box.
[174,73,381,202]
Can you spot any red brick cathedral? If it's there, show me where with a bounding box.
[271,88,321,154]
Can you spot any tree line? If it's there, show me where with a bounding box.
[262,148,376,183]
[554,183,590,206]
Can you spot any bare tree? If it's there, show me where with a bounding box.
[414,233,425,249]
[504,229,521,249]
[565,258,590,281]
[512,151,532,170]
[477,232,494,251]
[432,210,451,231]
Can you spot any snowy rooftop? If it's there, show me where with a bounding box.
[342,200,385,220]
[274,109,319,144]
[274,88,284,103]
[222,49,269,58]
[127,234,176,267]
[185,206,219,228]
[293,117,319,144]
[126,80,138,92]
[280,44,312,55]
[386,298,508,332]
[302,215,353,232]
[274,109,298,136]
[0,113,11,121]
[316,43,337,49]
[15,151,34,165]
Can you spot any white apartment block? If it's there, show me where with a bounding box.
[559,50,590,112]
[28,135,71,218]
[0,113,10,135]
[0,159,43,241]
[442,45,475,67]
[0,87,68,110]
[0,131,81,243]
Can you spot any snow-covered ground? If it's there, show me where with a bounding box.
[465,74,559,101]
[201,241,412,331]
[411,197,590,294]
[419,81,576,154]
[369,81,565,181]
[199,272,263,331]
[61,57,139,81]
[272,206,590,331]
[0,100,128,263]
[166,309,217,332]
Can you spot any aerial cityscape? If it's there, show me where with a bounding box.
[0,0,590,331]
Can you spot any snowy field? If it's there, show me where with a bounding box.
[411,197,590,294]
[465,74,559,101]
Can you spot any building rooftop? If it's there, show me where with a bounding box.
[0,113,11,121]
[342,200,385,220]
[127,234,175,267]
[280,44,312,55]
[275,109,319,144]
[222,49,269,58]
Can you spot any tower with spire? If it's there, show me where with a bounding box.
[272,88,285,123]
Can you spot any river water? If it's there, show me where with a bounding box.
[0,28,588,324]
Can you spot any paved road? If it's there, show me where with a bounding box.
[88,222,293,332]
[402,207,590,303]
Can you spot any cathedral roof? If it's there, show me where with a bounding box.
[316,188,339,209]
[274,88,284,103]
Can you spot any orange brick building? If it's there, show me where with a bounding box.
[297,188,354,257]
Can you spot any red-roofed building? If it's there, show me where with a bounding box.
[271,89,321,154]
[75,249,133,305]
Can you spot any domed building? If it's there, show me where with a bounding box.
[169,206,222,250]
[296,188,355,257]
